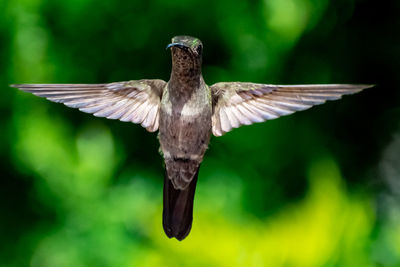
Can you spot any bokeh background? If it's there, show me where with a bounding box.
[1,0,399,266]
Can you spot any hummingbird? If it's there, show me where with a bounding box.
[11,35,373,241]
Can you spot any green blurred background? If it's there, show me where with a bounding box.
[1,0,399,266]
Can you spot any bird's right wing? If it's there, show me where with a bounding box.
[211,83,373,136]
[11,79,166,132]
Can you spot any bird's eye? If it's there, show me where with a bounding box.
[196,45,202,55]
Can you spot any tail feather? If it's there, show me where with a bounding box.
[162,166,200,241]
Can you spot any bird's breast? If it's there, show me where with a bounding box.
[158,85,212,162]
[160,83,211,117]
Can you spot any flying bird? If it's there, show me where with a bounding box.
[11,36,373,241]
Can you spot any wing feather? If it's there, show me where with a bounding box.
[211,83,373,136]
[11,79,166,132]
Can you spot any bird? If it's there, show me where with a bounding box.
[11,35,373,241]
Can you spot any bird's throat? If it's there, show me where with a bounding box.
[169,67,202,99]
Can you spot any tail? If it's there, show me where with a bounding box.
[162,165,200,241]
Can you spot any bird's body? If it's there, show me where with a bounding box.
[159,79,211,187]
[160,41,212,190]
[11,36,373,241]
[159,43,212,238]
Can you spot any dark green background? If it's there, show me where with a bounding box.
[1,0,399,266]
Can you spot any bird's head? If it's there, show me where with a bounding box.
[167,36,203,57]
[167,36,203,73]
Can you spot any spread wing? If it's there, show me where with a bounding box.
[211,83,373,136]
[11,79,166,132]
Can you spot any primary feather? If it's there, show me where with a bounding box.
[11,79,166,132]
[210,83,373,136]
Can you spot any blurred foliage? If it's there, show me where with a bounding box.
[1,0,400,266]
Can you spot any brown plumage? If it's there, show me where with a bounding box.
[11,35,373,241]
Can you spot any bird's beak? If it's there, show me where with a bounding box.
[166,43,189,50]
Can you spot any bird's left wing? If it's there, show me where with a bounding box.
[11,79,166,132]
[211,82,373,136]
